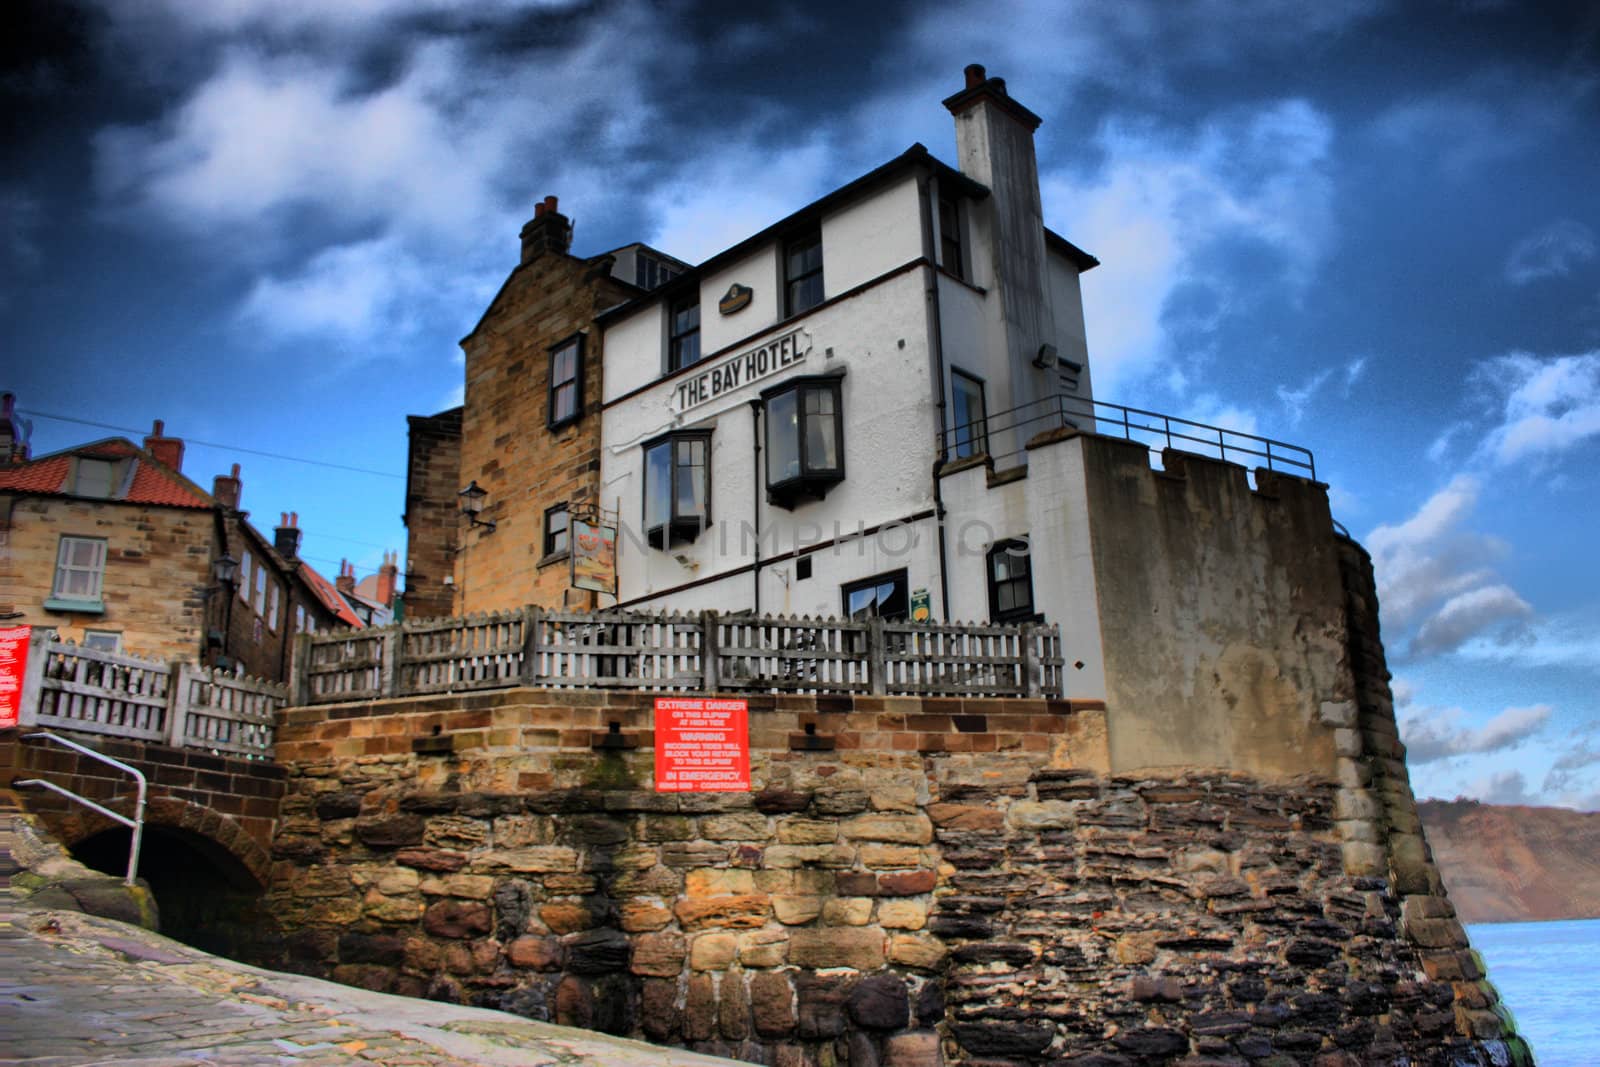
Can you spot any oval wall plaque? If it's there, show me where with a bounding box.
[718,283,753,315]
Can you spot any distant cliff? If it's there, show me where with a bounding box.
[1420,799,1600,923]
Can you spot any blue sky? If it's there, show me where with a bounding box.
[4,0,1598,808]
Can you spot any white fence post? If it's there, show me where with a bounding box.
[701,610,720,693]
[17,626,54,728]
[166,662,197,747]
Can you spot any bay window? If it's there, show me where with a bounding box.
[763,376,844,508]
[643,431,711,548]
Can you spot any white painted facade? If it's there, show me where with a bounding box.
[593,68,1103,691]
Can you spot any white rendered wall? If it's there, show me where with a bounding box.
[937,434,1108,701]
[601,268,939,611]
[698,246,780,358]
[819,177,923,296]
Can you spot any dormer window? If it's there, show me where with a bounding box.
[643,431,710,548]
[764,376,843,509]
[72,458,117,498]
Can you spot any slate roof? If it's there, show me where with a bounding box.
[0,438,212,509]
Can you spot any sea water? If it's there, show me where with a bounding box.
[1467,918,1600,1065]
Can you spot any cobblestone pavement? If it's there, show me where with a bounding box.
[0,900,742,1067]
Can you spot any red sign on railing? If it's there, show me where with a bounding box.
[654,696,750,792]
[0,626,30,729]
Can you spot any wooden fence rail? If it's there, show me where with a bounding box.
[293,608,1064,704]
[14,627,286,758]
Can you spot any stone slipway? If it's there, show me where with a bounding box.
[0,900,744,1067]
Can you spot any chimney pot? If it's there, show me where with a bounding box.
[274,510,303,560]
[964,63,986,88]
[544,195,559,212]
[535,202,546,218]
[152,419,164,436]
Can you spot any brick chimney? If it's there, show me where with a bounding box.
[143,419,185,472]
[213,463,242,510]
[519,195,574,264]
[275,511,302,560]
[376,550,399,605]
[336,559,356,596]
[0,393,28,464]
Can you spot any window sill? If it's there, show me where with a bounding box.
[548,415,582,433]
[44,597,105,615]
[537,550,570,570]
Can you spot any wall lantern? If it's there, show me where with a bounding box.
[212,553,239,586]
[459,480,497,533]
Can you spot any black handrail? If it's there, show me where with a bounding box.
[941,392,1315,479]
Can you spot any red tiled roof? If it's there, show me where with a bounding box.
[0,438,211,509]
[299,562,364,629]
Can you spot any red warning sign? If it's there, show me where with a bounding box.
[0,626,31,730]
[654,696,750,792]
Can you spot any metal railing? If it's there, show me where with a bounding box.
[14,731,147,886]
[293,608,1065,705]
[941,393,1316,479]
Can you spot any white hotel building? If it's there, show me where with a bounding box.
[594,67,1109,679]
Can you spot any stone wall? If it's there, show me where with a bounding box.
[257,687,1524,1065]
[0,494,212,662]
[453,240,636,616]
[402,408,461,622]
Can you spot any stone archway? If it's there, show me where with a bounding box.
[49,794,272,889]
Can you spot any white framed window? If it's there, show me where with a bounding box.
[268,583,280,632]
[254,566,266,614]
[239,550,253,603]
[296,605,306,632]
[51,536,107,607]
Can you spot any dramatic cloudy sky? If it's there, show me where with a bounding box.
[5,1,1598,808]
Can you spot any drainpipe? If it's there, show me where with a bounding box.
[748,398,763,615]
[919,174,954,621]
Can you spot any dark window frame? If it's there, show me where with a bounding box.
[783,228,824,318]
[548,333,585,430]
[762,375,845,509]
[937,192,964,281]
[950,368,988,459]
[642,429,712,549]
[668,293,702,372]
[987,538,1039,623]
[543,503,570,560]
[841,568,910,622]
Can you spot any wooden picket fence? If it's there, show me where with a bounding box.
[13,630,285,758]
[293,608,1064,705]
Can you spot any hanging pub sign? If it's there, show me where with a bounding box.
[675,327,811,412]
[571,517,618,594]
[654,696,751,792]
[0,625,30,729]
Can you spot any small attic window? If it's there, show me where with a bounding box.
[73,458,117,498]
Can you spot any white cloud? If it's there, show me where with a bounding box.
[1473,351,1600,466]
[1505,219,1598,285]
[1365,475,1535,657]
[1409,583,1532,659]
[1454,610,1600,670]
[1465,769,1538,806]
[1400,703,1551,763]
[1045,100,1336,399]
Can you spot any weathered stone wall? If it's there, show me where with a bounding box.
[402,408,461,622]
[256,688,1523,1065]
[0,494,212,662]
[454,243,636,616]
[1082,443,1351,781]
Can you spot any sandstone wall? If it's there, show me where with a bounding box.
[455,250,635,616]
[402,408,462,622]
[257,687,1524,1065]
[1,495,212,662]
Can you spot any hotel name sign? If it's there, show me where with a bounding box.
[675,328,811,413]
